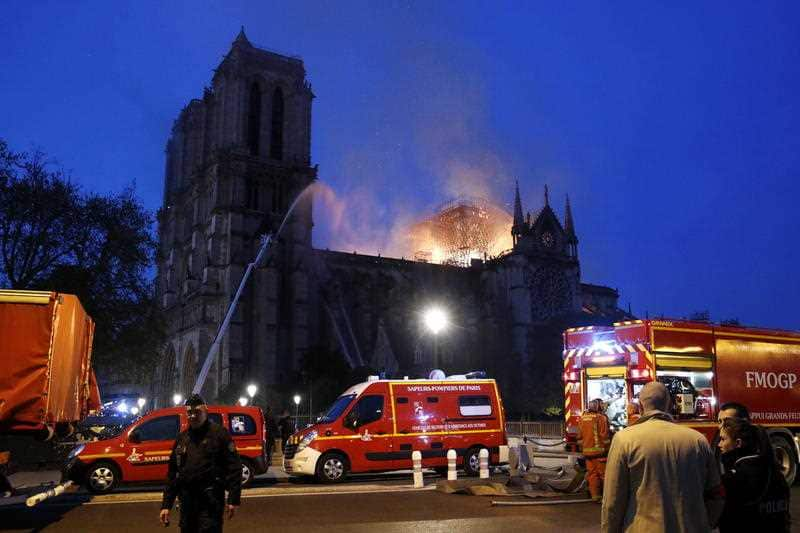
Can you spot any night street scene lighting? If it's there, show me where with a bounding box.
[246,384,257,399]
[423,307,448,335]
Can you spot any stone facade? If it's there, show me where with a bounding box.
[154,32,626,412]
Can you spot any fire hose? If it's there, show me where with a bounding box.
[25,481,73,507]
[522,437,567,447]
[492,497,595,506]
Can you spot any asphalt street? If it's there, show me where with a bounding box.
[2,476,799,533]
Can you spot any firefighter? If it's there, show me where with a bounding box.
[159,394,242,532]
[626,399,642,425]
[578,398,611,502]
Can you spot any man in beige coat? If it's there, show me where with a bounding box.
[601,382,724,533]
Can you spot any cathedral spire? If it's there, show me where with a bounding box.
[544,184,550,207]
[512,180,525,244]
[233,26,251,47]
[564,194,576,237]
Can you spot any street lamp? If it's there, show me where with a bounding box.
[173,393,183,406]
[293,394,301,431]
[131,406,140,415]
[137,397,146,410]
[246,384,257,399]
[423,306,448,369]
[238,397,248,407]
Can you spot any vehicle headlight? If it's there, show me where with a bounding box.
[68,444,85,459]
[296,431,318,452]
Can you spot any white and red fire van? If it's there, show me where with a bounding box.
[283,375,509,482]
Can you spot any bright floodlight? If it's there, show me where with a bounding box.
[423,307,448,335]
[246,384,257,398]
[173,393,183,406]
[116,401,128,414]
[137,398,146,409]
[131,406,140,415]
[238,397,248,407]
[293,394,301,406]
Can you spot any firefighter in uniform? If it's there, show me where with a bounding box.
[578,398,611,502]
[159,394,242,532]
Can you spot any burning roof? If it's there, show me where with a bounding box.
[408,196,513,266]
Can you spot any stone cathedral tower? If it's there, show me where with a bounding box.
[154,32,629,413]
[155,29,316,404]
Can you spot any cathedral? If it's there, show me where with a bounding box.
[154,31,627,414]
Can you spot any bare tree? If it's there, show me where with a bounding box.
[0,139,164,384]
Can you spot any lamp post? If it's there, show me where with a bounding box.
[423,306,448,369]
[246,384,257,400]
[238,397,248,407]
[172,393,183,406]
[137,398,146,413]
[293,394,301,431]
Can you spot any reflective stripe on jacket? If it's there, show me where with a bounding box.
[578,411,611,457]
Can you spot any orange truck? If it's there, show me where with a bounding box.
[563,319,800,484]
[0,290,100,439]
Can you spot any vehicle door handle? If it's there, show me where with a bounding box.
[376,431,386,435]
[400,429,409,434]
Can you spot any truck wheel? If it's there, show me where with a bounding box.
[315,452,348,483]
[86,461,120,493]
[240,458,255,488]
[770,435,797,485]
[464,448,482,477]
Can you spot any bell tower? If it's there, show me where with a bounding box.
[156,29,317,404]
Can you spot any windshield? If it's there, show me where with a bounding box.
[78,412,137,440]
[318,394,356,424]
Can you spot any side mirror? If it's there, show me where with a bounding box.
[129,430,141,443]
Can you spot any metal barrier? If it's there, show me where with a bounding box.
[505,421,564,439]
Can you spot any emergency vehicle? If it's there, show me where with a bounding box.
[283,375,509,482]
[64,405,269,493]
[563,319,800,484]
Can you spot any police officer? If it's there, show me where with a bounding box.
[159,394,242,531]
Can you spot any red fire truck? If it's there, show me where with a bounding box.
[283,375,509,482]
[563,319,800,484]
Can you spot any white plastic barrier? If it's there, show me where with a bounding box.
[479,448,489,479]
[412,450,423,488]
[447,449,457,481]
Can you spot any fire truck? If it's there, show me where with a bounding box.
[563,319,800,484]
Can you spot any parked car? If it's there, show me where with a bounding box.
[64,405,268,493]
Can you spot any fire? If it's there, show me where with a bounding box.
[408,196,513,266]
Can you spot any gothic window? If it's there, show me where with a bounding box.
[525,266,572,321]
[247,83,261,156]
[270,87,284,160]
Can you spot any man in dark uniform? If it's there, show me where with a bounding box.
[159,394,242,531]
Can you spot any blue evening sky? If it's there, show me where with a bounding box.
[2,1,798,330]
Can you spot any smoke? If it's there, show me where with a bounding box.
[313,40,521,260]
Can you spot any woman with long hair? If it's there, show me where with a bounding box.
[717,417,791,532]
